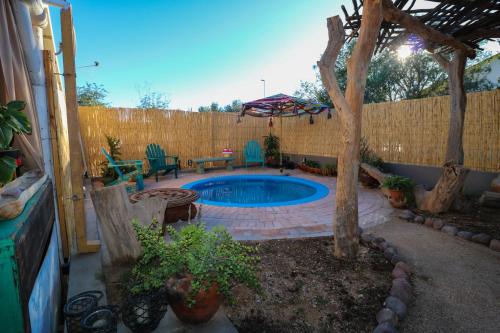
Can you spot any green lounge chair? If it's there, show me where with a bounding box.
[145,144,178,182]
[101,147,144,192]
[244,140,265,168]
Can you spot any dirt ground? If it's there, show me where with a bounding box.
[224,237,392,333]
[370,218,500,333]
[434,205,500,239]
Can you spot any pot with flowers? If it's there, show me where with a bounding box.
[381,175,415,209]
[129,220,259,325]
[0,101,31,185]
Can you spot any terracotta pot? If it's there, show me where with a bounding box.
[388,189,406,209]
[491,175,500,193]
[166,276,221,324]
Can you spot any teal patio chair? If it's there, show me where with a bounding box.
[101,147,144,192]
[145,144,178,182]
[244,140,265,168]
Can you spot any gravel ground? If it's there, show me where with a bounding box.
[370,218,500,333]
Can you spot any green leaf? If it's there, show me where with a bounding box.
[0,126,13,150]
[6,100,26,112]
[0,156,16,184]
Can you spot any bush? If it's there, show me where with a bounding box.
[304,159,321,169]
[129,221,260,304]
[360,137,383,169]
[381,175,415,191]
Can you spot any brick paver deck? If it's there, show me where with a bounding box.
[145,167,393,240]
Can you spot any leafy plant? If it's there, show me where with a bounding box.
[264,133,280,165]
[382,175,415,191]
[129,221,260,305]
[360,137,383,169]
[100,135,123,180]
[304,159,320,169]
[0,101,31,184]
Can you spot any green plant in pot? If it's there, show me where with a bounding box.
[381,175,415,209]
[0,101,31,184]
[129,220,259,325]
[264,133,280,167]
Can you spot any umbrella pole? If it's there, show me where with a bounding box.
[280,115,283,173]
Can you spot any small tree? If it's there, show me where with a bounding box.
[137,91,170,109]
[77,82,109,106]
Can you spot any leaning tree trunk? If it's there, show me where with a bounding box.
[418,50,469,212]
[317,0,383,259]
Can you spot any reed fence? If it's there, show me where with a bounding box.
[79,89,499,177]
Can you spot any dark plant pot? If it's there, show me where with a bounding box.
[122,288,168,333]
[81,305,119,333]
[388,189,406,209]
[359,169,379,188]
[166,276,221,325]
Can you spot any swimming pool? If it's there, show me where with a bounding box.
[182,175,329,207]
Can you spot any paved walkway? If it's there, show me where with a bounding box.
[146,167,393,240]
[370,219,500,333]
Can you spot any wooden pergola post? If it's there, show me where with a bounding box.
[61,5,100,253]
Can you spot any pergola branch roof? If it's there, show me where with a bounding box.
[343,0,500,54]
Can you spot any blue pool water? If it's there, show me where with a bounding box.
[182,175,329,207]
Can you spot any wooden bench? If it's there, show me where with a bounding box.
[194,157,235,174]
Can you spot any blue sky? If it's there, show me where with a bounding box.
[50,0,347,110]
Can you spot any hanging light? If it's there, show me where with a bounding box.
[309,114,314,125]
[268,117,273,128]
[327,109,332,119]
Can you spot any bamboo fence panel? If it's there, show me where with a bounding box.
[79,90,500,177]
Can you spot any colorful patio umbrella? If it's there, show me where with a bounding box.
[240,93,330,119]
[240,93,331,171]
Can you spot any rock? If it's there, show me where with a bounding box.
[393,277,412,290]
[392,267,409,280]
[361,233,375,245]
[456,230,474,241]
[414,215,425,224]
[373,322,399,333]
[441,225,458,235]
[395,262,411,275]
[399,210,415,221]
[390,279,414,305]
[384,296,408,319]
[371,237,386,249]
[424,218,434,227]
[432,218,444,230]
[378,241,389,251]
[489,239,500,252]
[391,254,404,266]
[376,308,398,326]
[471,233,492,245]
[384,247,397,261]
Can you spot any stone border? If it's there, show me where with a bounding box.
[398,210,500,252]
[360,229,413,333]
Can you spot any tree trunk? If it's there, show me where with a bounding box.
[317,0,383,259]
[418,51,469,213]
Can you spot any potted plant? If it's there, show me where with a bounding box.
[302,159,321,174]
[130,221,259,325]
[264,133,280,168]
[0,101,31,185]
[381,175,415,209]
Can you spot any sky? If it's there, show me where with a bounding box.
[49,1,499,111]
[50,0,347,110]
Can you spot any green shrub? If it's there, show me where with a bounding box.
[381,175,415,191]
[304,159,320,169]
[129,221,260,305]
[264,133,280,165]
[360,137,384,169]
